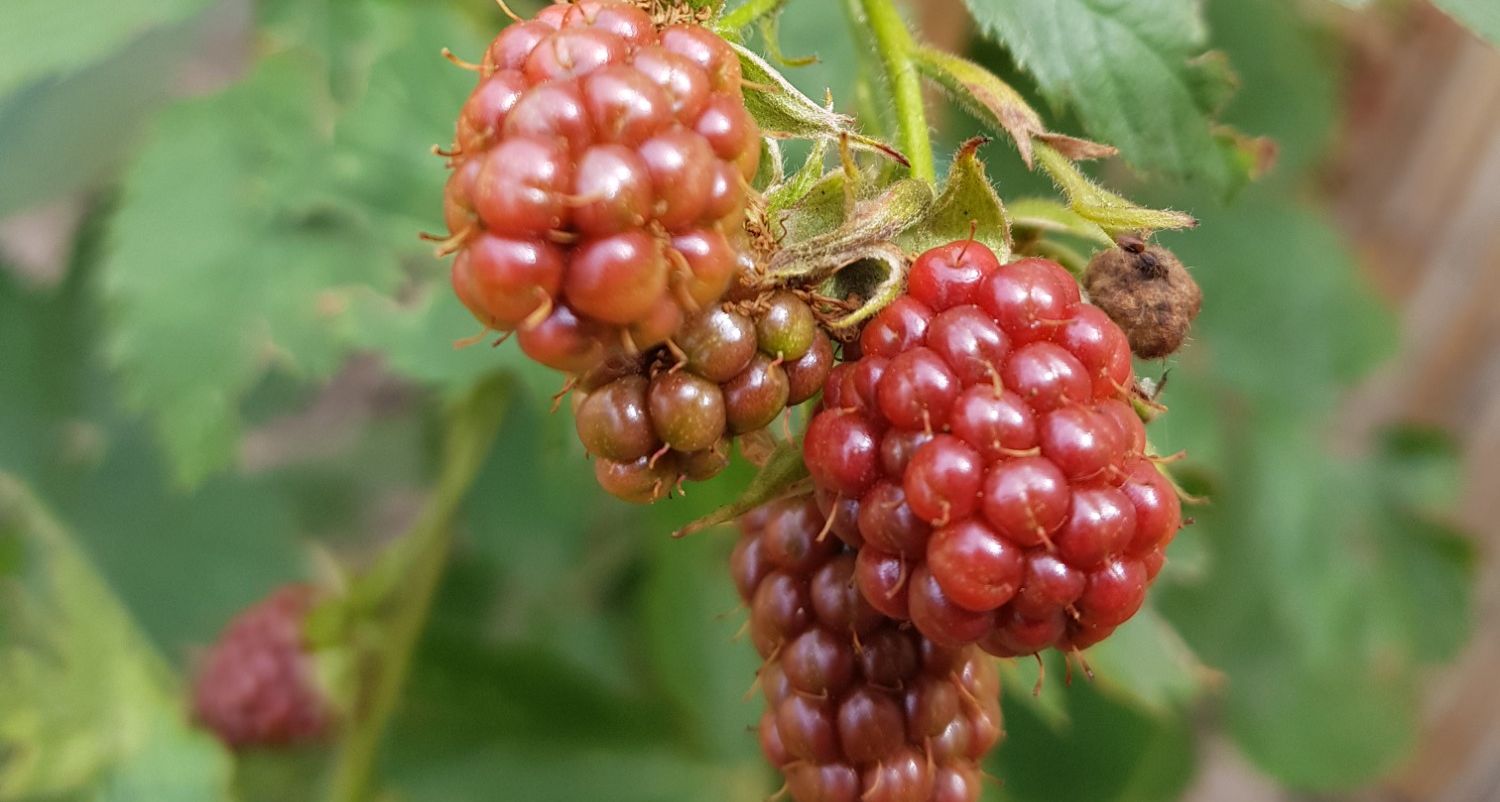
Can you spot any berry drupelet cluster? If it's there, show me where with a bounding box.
[733,495,1002,802]
[803,240,1183,656]
[191,585,332,749]
[576,290,834,502]
[442,1,760,373]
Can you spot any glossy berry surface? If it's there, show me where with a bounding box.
[576,292,830,504]
[802,241,1183,656]
[444,1,760,374]
[191,585,332,749]
[733,495,1003,802]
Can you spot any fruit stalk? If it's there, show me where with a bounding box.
[852,0,935,183]
[716,0,788,33]
[324,378,510,802]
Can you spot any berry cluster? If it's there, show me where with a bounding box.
[802,240,1182,655]
[578,290,833,502]
[443,1,760,374]
[191,585,332,749]
[733,495,1002,802]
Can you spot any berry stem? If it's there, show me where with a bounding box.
[324,377,510,802]
[715,0,789,35]
[852,0,935,184]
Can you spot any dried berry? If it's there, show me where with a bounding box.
[1084,236,1202,359]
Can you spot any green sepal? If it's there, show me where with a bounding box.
[672,443,810,537]
[1035,143,1198,234]
[897,137,1013,261]
[731,42,907,164]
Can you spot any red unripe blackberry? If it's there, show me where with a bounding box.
[733,496,1003,802]
[443,2,760,374]
[803,241,1184,656]
[577,292,830,504]
[191,585,332,749]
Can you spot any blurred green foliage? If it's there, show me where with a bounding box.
[0,0,1481,800]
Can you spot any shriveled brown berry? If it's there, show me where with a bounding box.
[1084,237,1202,359]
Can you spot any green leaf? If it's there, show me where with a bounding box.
[340,286,555,401]
[897,137,1013,259]
[0,17,200,215]
[328,2,490,241]
[1158,198,1393,417]
[102,55,401,485]
[1034,143,1197,233]
[639,526,762,762]
[963,0,1245,187]
[1085,604,1215,716]
[765,139,829,219]
[1363,429,1476,663]
[994,678,1196,802]
[1158,412,1469,791]
[1145,192,1472,789]
[0,0,211,99]
[998,657,1069,730]
[1,238,306,654]
[391,746,767,802]
[776,169,852,247]
[1432,0,1500,46]
[731,42,907,164]
[0,474,234,801]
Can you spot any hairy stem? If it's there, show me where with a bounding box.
[324,377,509,802]
[854,0,935,183]
[715,0,788,35]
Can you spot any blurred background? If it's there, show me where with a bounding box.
[0,0,1495,800]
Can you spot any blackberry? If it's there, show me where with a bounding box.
[576,291,833,503]
[802,240,1183,656]
[190,585,332,749]
[442,1,760,374]
[733,495,1002,802]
